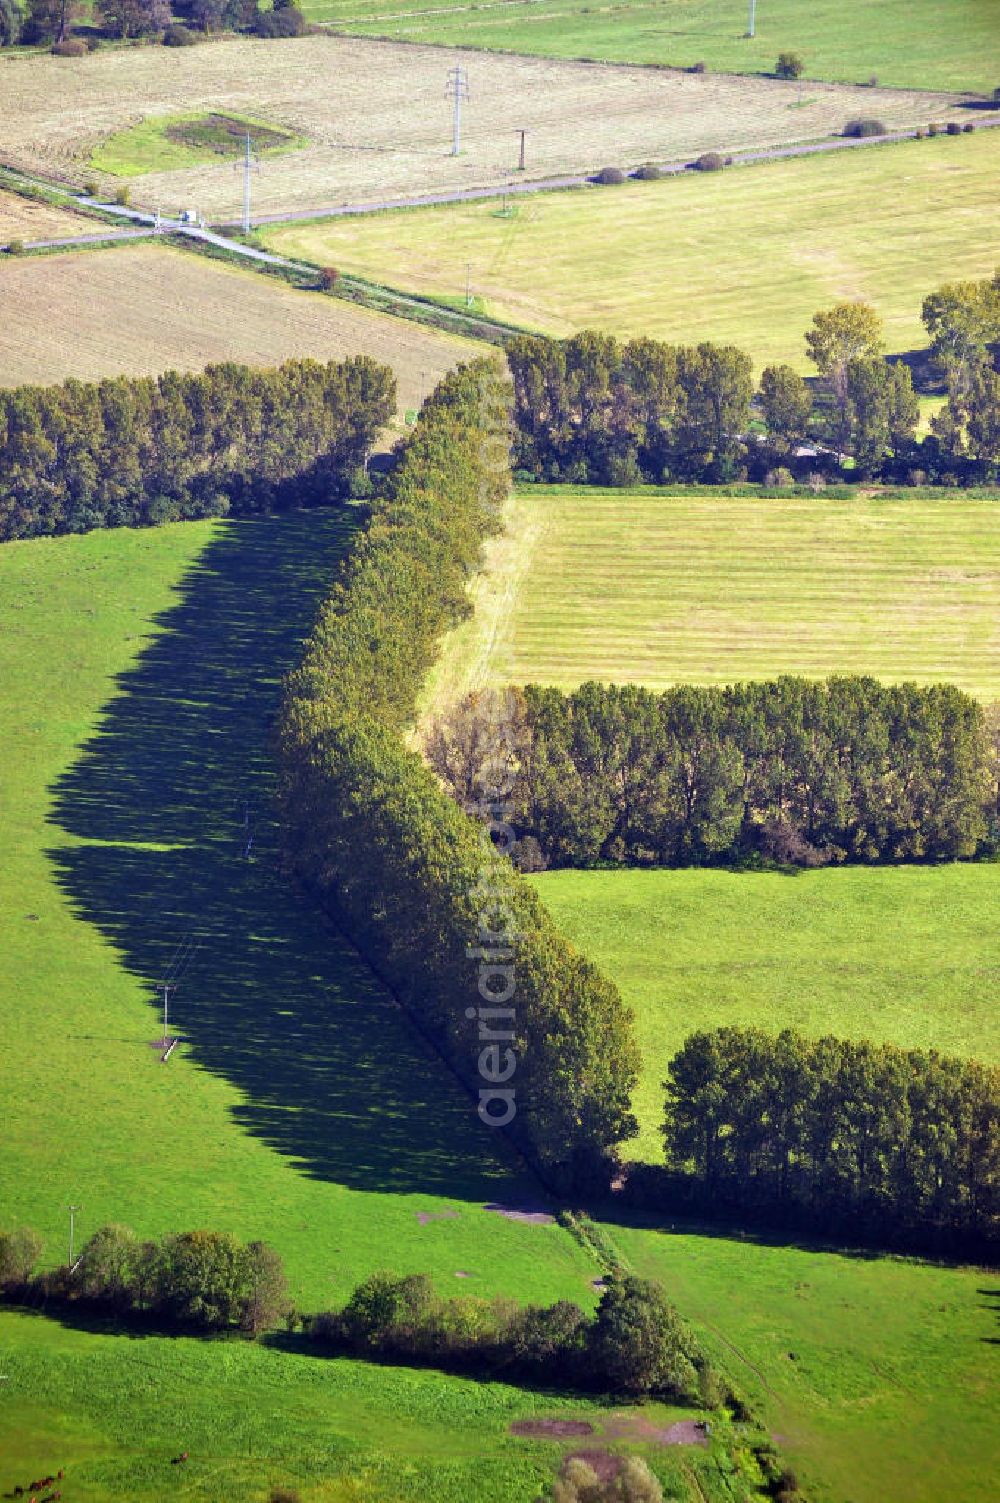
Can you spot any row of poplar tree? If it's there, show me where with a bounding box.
[276,359,640,1190]
[507,271,1000,484]
[0,356,395,542]
[642,1027,999,1245]
[426,678,996,868]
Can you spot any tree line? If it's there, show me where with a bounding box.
[0,356,394,542]
[507,273,1000,486]
[626,1027,1000,1250]
[1,0,305,46]
[309,1268,715,1403]
[276,359,641,1190]
[425,678,996,869]
[0,1222,290,1334]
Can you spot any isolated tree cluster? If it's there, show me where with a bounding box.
[427,677,996,869]
[0,1223,290,1334]
[0,356,394,541]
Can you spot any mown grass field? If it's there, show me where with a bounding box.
[0,35,964,218]
[533,866,1000,1160]
[0,244,474,418]
[0,518,602,1312]
[309,0,1000,95]
[263,131,1000,370]
[608,1219,1000,1503]
[424,489,1000,705]
[0,1309,748,1503]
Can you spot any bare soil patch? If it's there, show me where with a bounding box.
[509,1419,595,1438]
[415,1208,460,1224]
[0,35,967,220]
[485,1201,555,1224]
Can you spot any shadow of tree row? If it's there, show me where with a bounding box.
[48,513,512,1199]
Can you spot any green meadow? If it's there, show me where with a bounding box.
[307,0,1000,94]
[424,488,1000,705]
[533,866,1000,1160]
[0,519,596,1309]
[90,112,303,177]
[609,1220,1000,1503]
[263,131,1000,372]
[1,1308,753,1503]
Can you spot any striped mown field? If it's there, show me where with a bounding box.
[424,488,1000,704]
[264,131,1000,372]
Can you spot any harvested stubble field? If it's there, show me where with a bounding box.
[307,0,1000,95]
[0,186,94,243]
[0,243,475,416]
[266,131,1000,371]
[0,34,970,219]
[423,489,1000,706]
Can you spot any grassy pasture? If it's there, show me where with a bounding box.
[0,35,965,219]
[309,0,1000,94]
[0,1310,735,1503]
[0,244,473,419]
[424,489,1000,706]
[90,111,304,176]
[0,518,601,1311]
[607,1219,1000,1503]
[263,131,1000,371]
[533,866,1000,1160]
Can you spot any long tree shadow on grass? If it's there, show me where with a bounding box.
[47,512,515,1199]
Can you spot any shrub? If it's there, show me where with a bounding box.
[5,237,24,255]
[319,265,340,290]
[0,1226,43,1287]
[866,74,878,87]
[163,22,198,44]
[82,179,100,196]
[946,120,962,135]
[775,51,804,79]
[632,163,662,180]
[52,36,87,55]
[254,5,306,37]
[914,129,925,139]
[689,59,706,73]
[594,166,626,185]
[693,151,724,171]
[843,117,887,137]
[270,1491,301,1503]
[928,121,942,136]
[114,185,130,206]
[963,122,976,133]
